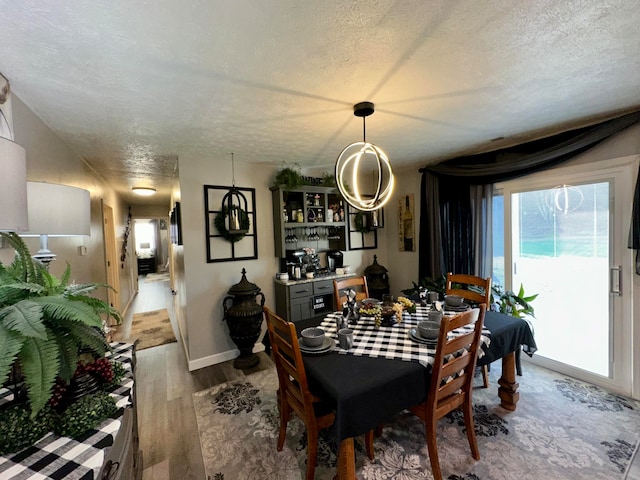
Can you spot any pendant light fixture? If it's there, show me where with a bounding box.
[221,153,249,234]
[335,102,394,212]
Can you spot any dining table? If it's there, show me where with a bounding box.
[299,306,537,480]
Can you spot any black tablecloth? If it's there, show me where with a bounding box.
[302,310,536,443]
[305,354,428,443]
[478,311,537,375]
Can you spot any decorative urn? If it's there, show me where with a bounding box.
[223,268,265,369]
[364,255,390,300]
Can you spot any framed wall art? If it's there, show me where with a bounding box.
[398,193,415,252]
[346,204,379,251]
[204,185,257,262]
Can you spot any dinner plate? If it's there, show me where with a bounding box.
[444,303,471,312]
[408,328,438,347]
[299,336,335,354]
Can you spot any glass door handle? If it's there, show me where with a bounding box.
[610,265,622,296]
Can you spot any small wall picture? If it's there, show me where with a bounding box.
[398,193,415,252]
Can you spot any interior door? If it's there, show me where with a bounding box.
[102,202,121,318]
[497,157,635,395]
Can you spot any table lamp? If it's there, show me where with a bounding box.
[0,136,28,232]
[20,181,91,264]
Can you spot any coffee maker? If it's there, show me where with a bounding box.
[326,250,343,272]
[284,249,305,279]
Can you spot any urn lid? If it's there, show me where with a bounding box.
[364,255,388,275]
[228,268,261,296]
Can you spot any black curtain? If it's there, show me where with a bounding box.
[418,110,640,281]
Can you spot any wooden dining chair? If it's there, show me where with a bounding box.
[408,304,486,480]
[264,307,373,479]
[446,272,492,388]
[333,276,369,310]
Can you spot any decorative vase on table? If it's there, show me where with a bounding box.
[223,268,265,369]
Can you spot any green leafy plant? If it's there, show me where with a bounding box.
[491,283,537,318]
[0,232,121,416]
[273,165,304,189]
[214,206,250,243]
[54,391,117,438]
[0,404,55,455]
[320,171,336,187]
[105,360,127,391]
[401,275,447,298]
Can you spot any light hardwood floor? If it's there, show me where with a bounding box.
[114,274,273,480]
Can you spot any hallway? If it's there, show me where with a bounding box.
[114,273,177,343]
[114,273,271,479]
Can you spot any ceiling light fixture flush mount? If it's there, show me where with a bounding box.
[132,186,156,196]
[335,101,394,212]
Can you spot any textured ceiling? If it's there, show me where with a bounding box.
[0,0,639,206]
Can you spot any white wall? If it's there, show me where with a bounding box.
[178,156,278,367]
[380,167,423,297]
[3,95,134,311]
[175,157,389,369]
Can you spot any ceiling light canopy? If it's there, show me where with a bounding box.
[335,102,394,212]
[132,187,156,196]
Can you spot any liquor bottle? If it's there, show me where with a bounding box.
[403,196,413,251]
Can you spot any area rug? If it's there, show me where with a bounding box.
[193,362,640,480]
[128,308,176,350]
[144,272,170,283]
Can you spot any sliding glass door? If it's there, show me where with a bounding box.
[495,158,635,394]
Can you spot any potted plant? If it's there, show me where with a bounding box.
[491,283,537,318]
[273,165,304,190]
[401,274,447,299]
[0,232,121,416]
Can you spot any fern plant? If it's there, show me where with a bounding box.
[0,232,121,416]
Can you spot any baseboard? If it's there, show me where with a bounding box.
[187,343,266,371]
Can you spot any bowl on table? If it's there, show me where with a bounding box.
[444,295,464,307]
[301,327,325,347]
[361,298,381,307]
[417,321,441,340]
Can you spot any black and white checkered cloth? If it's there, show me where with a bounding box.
[320,306,490,369]
[0,342,135,480]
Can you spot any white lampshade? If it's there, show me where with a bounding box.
[22,182,91,236]
[0,136,28,232]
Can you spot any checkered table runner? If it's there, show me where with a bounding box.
[0,342,135,480]
[320,306,490,369]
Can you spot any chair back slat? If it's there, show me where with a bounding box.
[333,276,369,310]
[264,308,316,414]
[437,378,467,404]
[408,304,486,480]
[429,305,486,409]
[446,273,492,306]
[441,333,474,355]
[440,353,473,379]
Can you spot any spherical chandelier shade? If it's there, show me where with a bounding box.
[335,141,394,211]
[335,102,394,211]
